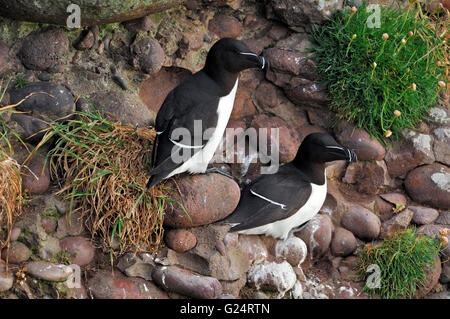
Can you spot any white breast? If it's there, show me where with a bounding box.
[237,176,328,240]
[167,79,239,177]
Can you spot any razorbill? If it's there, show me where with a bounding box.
[219,133,357,240]
[146,38,267,189]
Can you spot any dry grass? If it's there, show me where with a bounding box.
[0,153,22,250]
[34,109,172,256]
[0,79,23,250]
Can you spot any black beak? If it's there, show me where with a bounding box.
[325,146,358,163]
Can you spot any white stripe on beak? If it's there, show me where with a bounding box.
[240,52,265,69]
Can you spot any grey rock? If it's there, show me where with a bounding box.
[117,253,155,281]
[38,236,61,261]
[25,261,73,281]
[18,29,68,71]
[0,0,184,26]
[331,227,357,257]
[1,241,31,263]
[341,205,381,241]
[152,266,223,299]
[0,261,13,292]
[131,37,165,75]
[88,90,156,128]
[410,206,439,225]
[270,0,344,28]
[9,82,75,121]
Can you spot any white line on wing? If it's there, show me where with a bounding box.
[250,189,287,210]
[169,138,204,149]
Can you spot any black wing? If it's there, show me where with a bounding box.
[222,164,312,231]
[147,72,221,187]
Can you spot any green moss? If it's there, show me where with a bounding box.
[52,249,72,265]
[40,208,60,221]
[356,228,441,299]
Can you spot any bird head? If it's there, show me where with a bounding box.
[294,133,357,164]
[205,38,267,74]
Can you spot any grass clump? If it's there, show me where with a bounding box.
[311,3,448,142]
[34,108,171,256]
[356,228,442,299]
[0,80,22,249]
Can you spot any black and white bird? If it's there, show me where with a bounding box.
[219,133,357,240]
[146,38,267,189]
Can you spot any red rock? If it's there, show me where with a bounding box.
[267,24,289,41]
[74,30,95,51]
[1,241,31,263]
[243,37,272,55]
[379,193,407,206]
[152,266,222,299]
[380,209,414,238]
[342,161,390,195]
[60,236,95,266]
[331,227,357,257]
[41,217,57,233]
[164,173,241,228]
[164,229,197,253]
[208,15,242,38]
[139,67,191,114]
[123,16,156,32]
[334,121,386,161]
[264,47,318,80]
[88,270,168,299]
[416,255,442,298]
[385,132,435,178]
[250,114,301,163]
[21,153,50,194]
[374,195,394,222]
[295,214,333,259]
[405,163,450,210]
[230,89,256,120]
[254,82,279,109]
[341,205,381,241]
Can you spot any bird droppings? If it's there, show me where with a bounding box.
[247,261,297,298]
[275,236,308,267]
[429,107,448,123]
[291,281,304,299]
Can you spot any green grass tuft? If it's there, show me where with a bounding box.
[310,4,448,142]
[356,228,441,299]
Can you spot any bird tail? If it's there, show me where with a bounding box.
[146,173,165,189]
